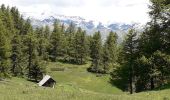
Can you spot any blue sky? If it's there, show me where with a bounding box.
[0,0,150,24]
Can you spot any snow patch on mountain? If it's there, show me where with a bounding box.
[21,12,144,41]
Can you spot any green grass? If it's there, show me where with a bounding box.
[0,61,170,100]
[47,61,122,94]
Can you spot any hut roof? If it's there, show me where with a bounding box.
[38,75,54,86]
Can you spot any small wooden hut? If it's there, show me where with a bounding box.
[38,75,56,88]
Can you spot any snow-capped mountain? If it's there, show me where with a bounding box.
[22,12,143,41]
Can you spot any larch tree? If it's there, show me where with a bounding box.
[26,26,46,82]
[88,31,103,73]
[103,31,118,73]
[73,27,89,64]
[50,20,63,61]
[64,22,76,62]
[122,29,139,94]
[0,18,12,78]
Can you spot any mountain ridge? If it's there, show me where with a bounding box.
[22,12,143,41]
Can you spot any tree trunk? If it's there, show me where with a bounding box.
[130,72,133,94]
[129,60,135,94]
[80,56,83,65]
[151,77,154,90]
[130,71,136,94]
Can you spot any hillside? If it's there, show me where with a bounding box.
[0,1,170,100]
[0,62,170,100]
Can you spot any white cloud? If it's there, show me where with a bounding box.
[0,0,150,24]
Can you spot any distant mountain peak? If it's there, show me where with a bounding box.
[22,12,143,42]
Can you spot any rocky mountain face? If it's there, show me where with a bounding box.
[22,12,143,41]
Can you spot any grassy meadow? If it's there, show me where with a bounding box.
[0,61,170,100]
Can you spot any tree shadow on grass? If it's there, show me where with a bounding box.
[109,77,170,92]
[154,83,170,91]
[27,79,39,83]
[109,78,128,92]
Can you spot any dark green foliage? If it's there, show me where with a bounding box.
[0,5,15,38]
[135,51,170,92]
[0,4,92,80]
[44,25,51,39]
[73,27,89,64]
[10,7,27,77]
[27,58,46,82]
[0,4,30,78]
[50,20,64,61]
[11,34,27,76]
[111,29,139,94]
[10,7,24,32]
[103,31,118,73]
[35,27,49,60]
[88,31,104,73]
[137,0,170,90]
[22,19,32,35]
[26,29,46,81]
[64,22,76,63]
[111,0,170,94]
[122,29,138,94]
[88,31,119,74]
[0,18,12,78]
[135,56,151,91]
[0,4,47,80]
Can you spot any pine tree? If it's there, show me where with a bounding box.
[86,35,93,57]
[35,27,49,60]
[10,7,25,34]
[60,23,68,60]
[79,31,89,64]
[11,34,27,76]
[0,5,48,80]
[44,25,51,60]
[28,57,46,82]
[137,0,170,90]
[10,7,27,76]
[103,31,118,73]
[88,31,103,73]
[50,20,63,61]
[65,22,75,36]
[26,27,46,82]
[22,19,32,35]
[0,19,12,78]
[122,29,138,94]
[64,22,76,62]
[150,51,170,86]
[73,27,89,64]
[0,5,15,38]
[44,25,51,40]
[111,29,139,94]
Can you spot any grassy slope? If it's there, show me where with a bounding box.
[47,62,122,94]
[0,62,170,100]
